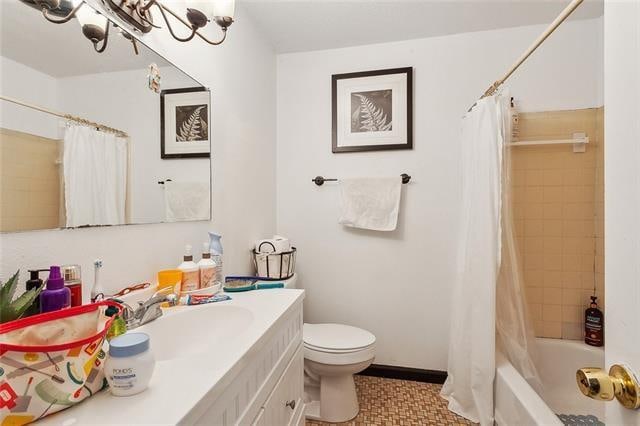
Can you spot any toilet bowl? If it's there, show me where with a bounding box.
[303,323,376,422]
[279,274,376,422]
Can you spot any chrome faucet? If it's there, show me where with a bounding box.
[116,291,178,330]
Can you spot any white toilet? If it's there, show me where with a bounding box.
[281,275,376,422]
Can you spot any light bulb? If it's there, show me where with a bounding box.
[75,5,107,29]
[212,0,235,19]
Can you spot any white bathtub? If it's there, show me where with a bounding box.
[495,338,605,425]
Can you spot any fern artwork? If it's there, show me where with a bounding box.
[161,87,211,159]
[332,67,412,153]
[351,90,393,133]
[175,104,209,142]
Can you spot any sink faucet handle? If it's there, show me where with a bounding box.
[165,293,178,307]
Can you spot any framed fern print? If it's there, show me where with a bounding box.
[161,87,211,159]
[332,67,413,153]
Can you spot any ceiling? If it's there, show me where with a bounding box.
[0,1,170,78]
[239,0,604,53]
[1,0,604,76]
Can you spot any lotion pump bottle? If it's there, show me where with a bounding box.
[584,296,604,347]
[178,245,200,292]
[197,242,216,289]
[40,266,71,313]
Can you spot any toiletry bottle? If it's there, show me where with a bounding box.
[24,269,46,317]
[62,264,82,307]
[585,296,604,347]
[105,304,127,341]
[178,245,200,292]
[197,242,216,289]
[208,232,224,287]
[40,266,71,313]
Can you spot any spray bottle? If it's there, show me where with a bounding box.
[208,232,224,287]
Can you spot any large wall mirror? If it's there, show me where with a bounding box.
[0,1,211,233]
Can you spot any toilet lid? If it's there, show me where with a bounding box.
[303,323,375,352]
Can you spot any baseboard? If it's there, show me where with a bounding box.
[357,364,447,384]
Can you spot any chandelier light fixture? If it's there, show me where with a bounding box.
[19,0,236,54]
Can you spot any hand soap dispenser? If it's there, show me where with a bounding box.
[24,269,47,317]
[178,245,200,292]
[40,266,71,313]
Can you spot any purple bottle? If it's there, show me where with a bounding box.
[40,266,71,313]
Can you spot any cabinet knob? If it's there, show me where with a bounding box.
[285,399,296,410]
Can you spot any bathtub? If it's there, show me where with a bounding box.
[495,338,605,425]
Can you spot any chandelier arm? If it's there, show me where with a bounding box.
[41,0,84,24]
[134,7,162,28]
[140,0,158,12]
[93,20,110,53]
[194,27,227,45]
[154,3,197,42]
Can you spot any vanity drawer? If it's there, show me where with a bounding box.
[253,345,304,426]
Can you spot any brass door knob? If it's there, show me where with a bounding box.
[577,364,640,409]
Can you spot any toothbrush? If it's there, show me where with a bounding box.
[91,259,104,302]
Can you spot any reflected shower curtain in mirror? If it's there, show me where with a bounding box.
[63,125,128,227]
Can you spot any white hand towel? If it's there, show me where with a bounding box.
[338,177,402,231]
[164,181,210,222]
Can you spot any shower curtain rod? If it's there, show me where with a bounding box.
[467,0,584,112]
[0,95,129,138]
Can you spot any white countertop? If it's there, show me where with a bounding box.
[40,289,305,425]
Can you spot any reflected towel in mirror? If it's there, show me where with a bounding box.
[164,181,210,222]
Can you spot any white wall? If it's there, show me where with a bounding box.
[603,2,640,425]
[0,56,60,139]
[58,66,209,224]
[276,18,603,370]
[0,3,277,300]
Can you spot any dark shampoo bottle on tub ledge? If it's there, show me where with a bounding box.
[584,296,604,347]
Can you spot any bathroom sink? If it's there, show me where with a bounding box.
[136,304,254,361]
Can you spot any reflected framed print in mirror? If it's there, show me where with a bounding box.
[161,87,211,159]
[332,67,412,153]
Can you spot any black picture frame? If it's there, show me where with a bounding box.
[332,67,413,153]
[160,87,211,159]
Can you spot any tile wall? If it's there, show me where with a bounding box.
[511,107,604,340]
[0,128,62,232]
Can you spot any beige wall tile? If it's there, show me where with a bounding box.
[562,322,583,340]
[529,303,543,321]
[512,108,604,341]
[543,169,564,186]
[543,186,564,203]
[543,288,562,305]
[524,237,544,254]
[543,203,563,220]
[525,220,544,237]
[542,321,562,339]
[543,220,563,237]
[562,305,582,323]
[527,287,543,304]
[562,288,583,306]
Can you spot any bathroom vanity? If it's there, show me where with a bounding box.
[41,290,305,425]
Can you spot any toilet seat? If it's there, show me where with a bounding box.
[304,324,376,365]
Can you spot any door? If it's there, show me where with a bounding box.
[604,1,640,424]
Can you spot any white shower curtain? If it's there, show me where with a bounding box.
[440,92,510,426]
[63,125,128,227]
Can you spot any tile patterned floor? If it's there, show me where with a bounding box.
[305,375,475,425]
